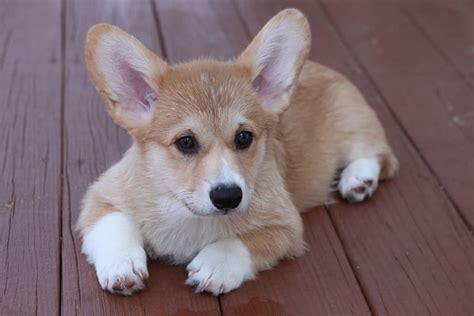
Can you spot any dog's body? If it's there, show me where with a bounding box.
[78,10,397,296]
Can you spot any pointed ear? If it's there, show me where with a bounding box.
[237,9,310,114]
[85,24,168,131]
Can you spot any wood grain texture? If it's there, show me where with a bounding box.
[61,0,220,314]
[235,0,474,314]
[0,1,472,315]
[154,0,249,63]
[0,1,61,315]
[319,0,474,227]
[303,0,473,314]
[399,0,474,87]
[222,209,372,315]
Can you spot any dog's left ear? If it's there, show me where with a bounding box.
[237,9,311,114]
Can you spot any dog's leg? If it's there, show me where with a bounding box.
[186,216,304,295]
[82,212,149,295]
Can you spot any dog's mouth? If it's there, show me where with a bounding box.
[181,200,240,217]
[181,200,213,217]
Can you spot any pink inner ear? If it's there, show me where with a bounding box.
[116,60,157,114]
[251,40,291,107]
[252,65,277,104]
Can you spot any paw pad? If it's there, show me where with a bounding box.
[340,177,377,203]
[112,277,136,291]
[353,185,366,194]
[364,179,373,186]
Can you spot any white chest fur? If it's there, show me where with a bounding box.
[137,197,236,264]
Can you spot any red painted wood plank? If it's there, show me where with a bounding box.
[153,1,372,314]
[322,0,474,312]
[0,0,62,315]
[235,0,474,314]
[61,0,220,314]
[222,210,372,315]
[399,0,474,87]
[319,0,474,226]
[155,0,249,63]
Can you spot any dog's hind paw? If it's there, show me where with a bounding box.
[338,157,380,203]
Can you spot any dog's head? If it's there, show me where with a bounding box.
[85,9,310,216]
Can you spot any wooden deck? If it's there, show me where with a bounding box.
[1,0,473,315]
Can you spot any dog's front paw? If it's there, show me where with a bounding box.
[95,247,149,295]
[186,238,254,295]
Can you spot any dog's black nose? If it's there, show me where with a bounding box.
[209,184,242,210]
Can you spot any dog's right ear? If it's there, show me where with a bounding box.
[85,24,168,131]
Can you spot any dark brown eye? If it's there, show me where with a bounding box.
[235,131,253,150]
[176,136,198,154]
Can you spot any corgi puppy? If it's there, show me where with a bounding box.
[78,9,398,296]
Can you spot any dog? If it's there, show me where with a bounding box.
[77,9,398,296]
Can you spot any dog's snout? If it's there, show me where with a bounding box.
[209,184,242,210]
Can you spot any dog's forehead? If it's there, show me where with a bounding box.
[156,62,258,123]
[160,62,251,106]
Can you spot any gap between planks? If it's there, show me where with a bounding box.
[314,0,472,232]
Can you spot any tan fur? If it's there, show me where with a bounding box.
[279,62,397,210]
[78,9,397,279]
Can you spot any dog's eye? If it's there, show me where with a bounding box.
[176,136,198,154]
[235,131,253,150]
